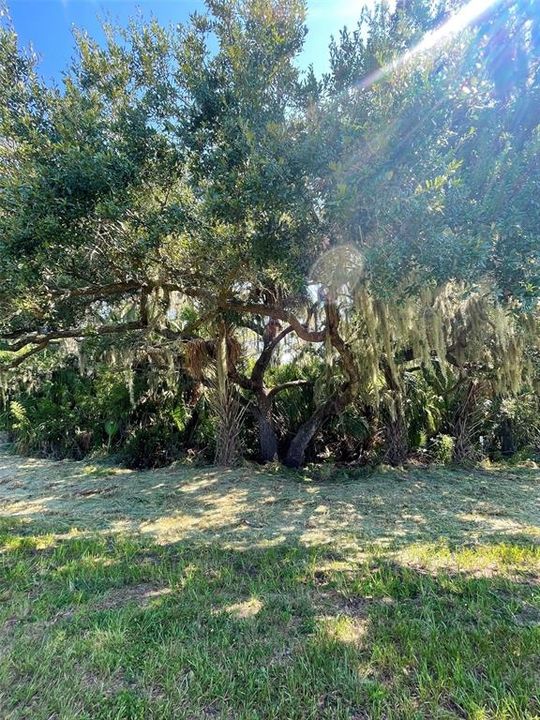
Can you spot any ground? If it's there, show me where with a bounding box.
[0,450,539,720]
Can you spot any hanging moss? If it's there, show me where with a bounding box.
[348,278,539,440]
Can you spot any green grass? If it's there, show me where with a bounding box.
[0,451,539,719]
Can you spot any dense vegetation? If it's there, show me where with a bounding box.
[1,0,539,469]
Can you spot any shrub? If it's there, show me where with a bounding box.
[429,434,455,465]
[122,421,182,469]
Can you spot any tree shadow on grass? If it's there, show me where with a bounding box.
[0,450,538,552]
[1,530,539,720]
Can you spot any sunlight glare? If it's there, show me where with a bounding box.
[360,0,501,89]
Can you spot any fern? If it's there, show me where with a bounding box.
[171,404,189,434]
[10,400,29,429]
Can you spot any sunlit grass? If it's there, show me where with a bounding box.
[0,451,538,718]
[0,452,538,550]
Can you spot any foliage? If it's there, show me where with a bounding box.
[122,419,182,469]
[0,0,539,467]
[6,367,112,458]
[429,433,455,465]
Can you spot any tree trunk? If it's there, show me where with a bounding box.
[452,379,480,463]
[213,323,244,466]
[499,417,515,457]
[384,406,408,466]
[228,325,295,464]
[284,297,359,468]
[257,394,278,462]
[183,381,203,448]
[284,411,325,468]
[381,360,408,465]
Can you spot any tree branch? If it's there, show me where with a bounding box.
[251,324,294,386]
[1,342,50,370]
[268,379,312,399]
[50,281,142,301]
[220,300,325,343]
[3,321,148,353]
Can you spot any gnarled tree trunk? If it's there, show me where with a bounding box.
[229,323,311,464]
[284,297,359,468]
[284,398,338,468]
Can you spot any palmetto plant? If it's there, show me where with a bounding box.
[9,400,35,454]
[104,420,119,452]
[210,327,248,467]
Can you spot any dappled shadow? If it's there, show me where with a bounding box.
[0,450,538,552]
[1,533,538,719]
[1,450,538,717]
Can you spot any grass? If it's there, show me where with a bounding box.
[0,451,538,719]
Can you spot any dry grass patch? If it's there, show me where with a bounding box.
[0,450,538,554]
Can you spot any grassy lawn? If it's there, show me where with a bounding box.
[0,452,539,719]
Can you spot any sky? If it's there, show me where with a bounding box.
[5,0,372,84]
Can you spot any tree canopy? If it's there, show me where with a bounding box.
[1,0,539,468]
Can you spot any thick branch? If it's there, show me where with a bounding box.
[51,281,142,301]
[228,367,256,392]
[251,325,294,387]
[268,379,312,399]
[3,321,147,352]
[1,342,49,370]
[284,300,360,467]
[220,300,325,343]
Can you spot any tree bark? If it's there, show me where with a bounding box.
[284,399,337,467]
[284,297,360,468]
[381,357,409,466]
[257,393,279,462]
[228,325,295,464]
[383,404,408,466]
[499,416,515,457]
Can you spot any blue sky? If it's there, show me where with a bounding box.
[6,0,371,83]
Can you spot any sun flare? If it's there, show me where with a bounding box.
[361,0,501,88]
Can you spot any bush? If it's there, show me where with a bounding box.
[6,370,105,458]
[429,434,455,465]
[122,421,182,469]
[488,395,540,459]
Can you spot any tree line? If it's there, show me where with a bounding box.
[1,0,539,469]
